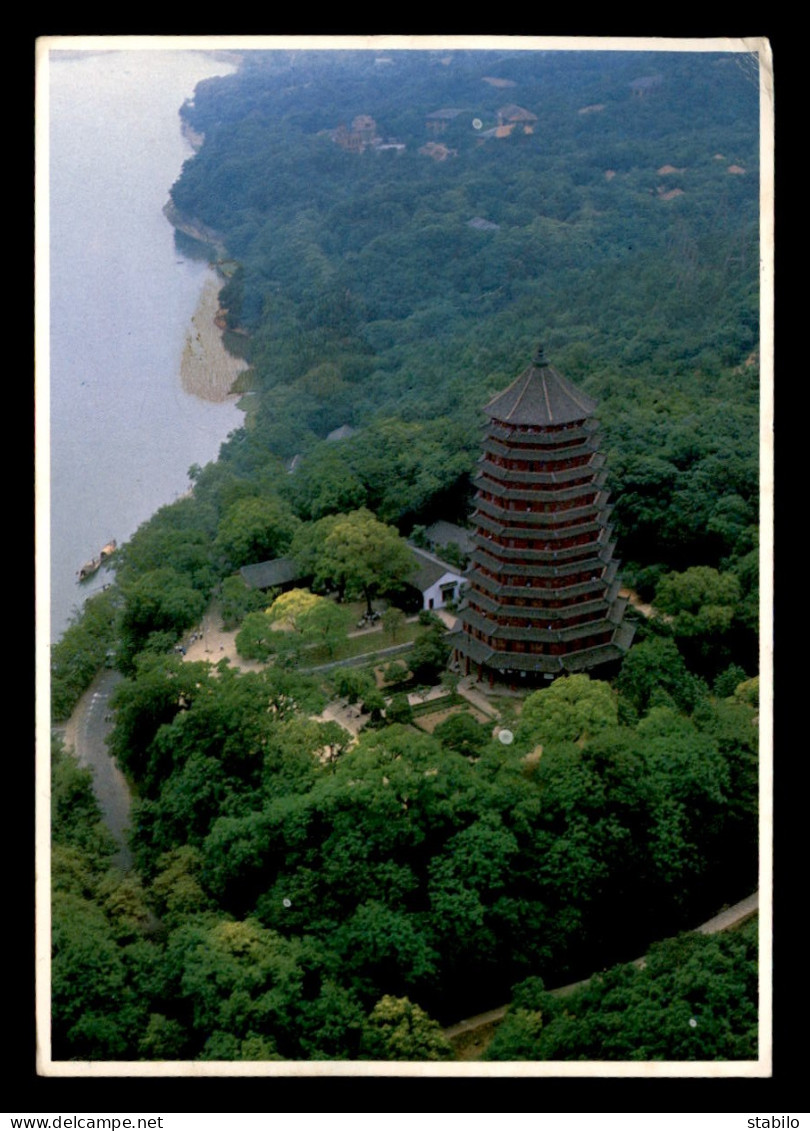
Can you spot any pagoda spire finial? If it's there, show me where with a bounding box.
[533,343,548,367]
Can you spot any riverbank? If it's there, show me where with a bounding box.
[48,50,247,642]
[162,199,227,257]
[180,275,250,402]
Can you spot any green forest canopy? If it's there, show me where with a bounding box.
[50,47,764,1062]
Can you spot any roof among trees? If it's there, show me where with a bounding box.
[498,104,538,122]
[424,521,474,554]
[240,558,305,590]
[408,545,465,592]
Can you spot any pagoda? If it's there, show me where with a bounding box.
[453,347,635,686]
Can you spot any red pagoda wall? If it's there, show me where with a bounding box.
[454,352,635,683]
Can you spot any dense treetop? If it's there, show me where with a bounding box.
[169,48,760,566]
[49,48,763,1061]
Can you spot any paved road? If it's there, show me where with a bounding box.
[60,669,132,871]
[443,890,760,1044]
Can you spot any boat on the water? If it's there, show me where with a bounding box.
[78,539,116,582]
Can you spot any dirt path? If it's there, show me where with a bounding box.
[620,586,672,622]
[456,676,502,719]
[179,606,263,672]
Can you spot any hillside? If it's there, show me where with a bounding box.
[49,45,764,1064]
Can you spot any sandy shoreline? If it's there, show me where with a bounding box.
[180,275,249,403]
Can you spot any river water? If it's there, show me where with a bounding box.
[45,48,244,641]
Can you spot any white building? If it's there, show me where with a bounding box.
[407,546,466,611]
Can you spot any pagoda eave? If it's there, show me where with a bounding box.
[457,349,635,683]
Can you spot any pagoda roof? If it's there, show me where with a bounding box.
[460,606,620,644]
[484,348,598,427]
[464,581,623,621]
[474,480,610,509]
[469,541,615,579]
[453,630,633,675]
[486,419,598,443]
[469,556,621,602]
[477,455,604,486]
[473,494,612,528]
[470,527,611,565]
[473,512,606,541]
[482,436,600,460]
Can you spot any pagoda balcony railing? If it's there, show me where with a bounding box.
[472,495,614,529]
[472,519,613,550]
[474,476,609,507]
[485,419,598,443]
[455,628,619,673]
[454,633,564,674]
[463,580,622,621]
[476,455,605,486]
[481,436,601,463]
[556,639,628,672]
[470,541,616,580]
[461,606,618,644]
[469,557,621,602]
[470,527,611,565]
[472,512,606,543]
[473,496,611,529]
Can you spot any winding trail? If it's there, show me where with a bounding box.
[57,655,760,1057]
[443,891,760,1056]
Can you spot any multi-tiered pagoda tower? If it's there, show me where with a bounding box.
[454,347,635,686]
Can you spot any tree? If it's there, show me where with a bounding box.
[385,692,413,726]
[359,995,453,1061]
[409,624,450,684]
[138,1013,191,1060]
[654,566,742,637]
[163,915,310,1057]
[220,574,268,630]
[617,636,707,719]
[235,610,277,662]
[289,514,340,592]
[117,567,207,670]
[287,444,368,520]
[265,589,352,659]
[633,707,731,913]
[480,977,547,1061]
[427,815,521,977]
[517,675,618,749]
[381,659,409,686]
[51,737,116,869]
[51,588,121,721]
[713,663,748,699]
[334,900,440,1002]
[300,598,353,659]
[114,509,217,594]
[150,845,215,927]
[382,606,406,642]
[214,495,301,568]
[319,509,415,615]
[267,588,323,632]
[107,653,214,791]
[52,890,145,1059]
[487,921,758,1061]
[433,712,490,758]
[330,668,379,707]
